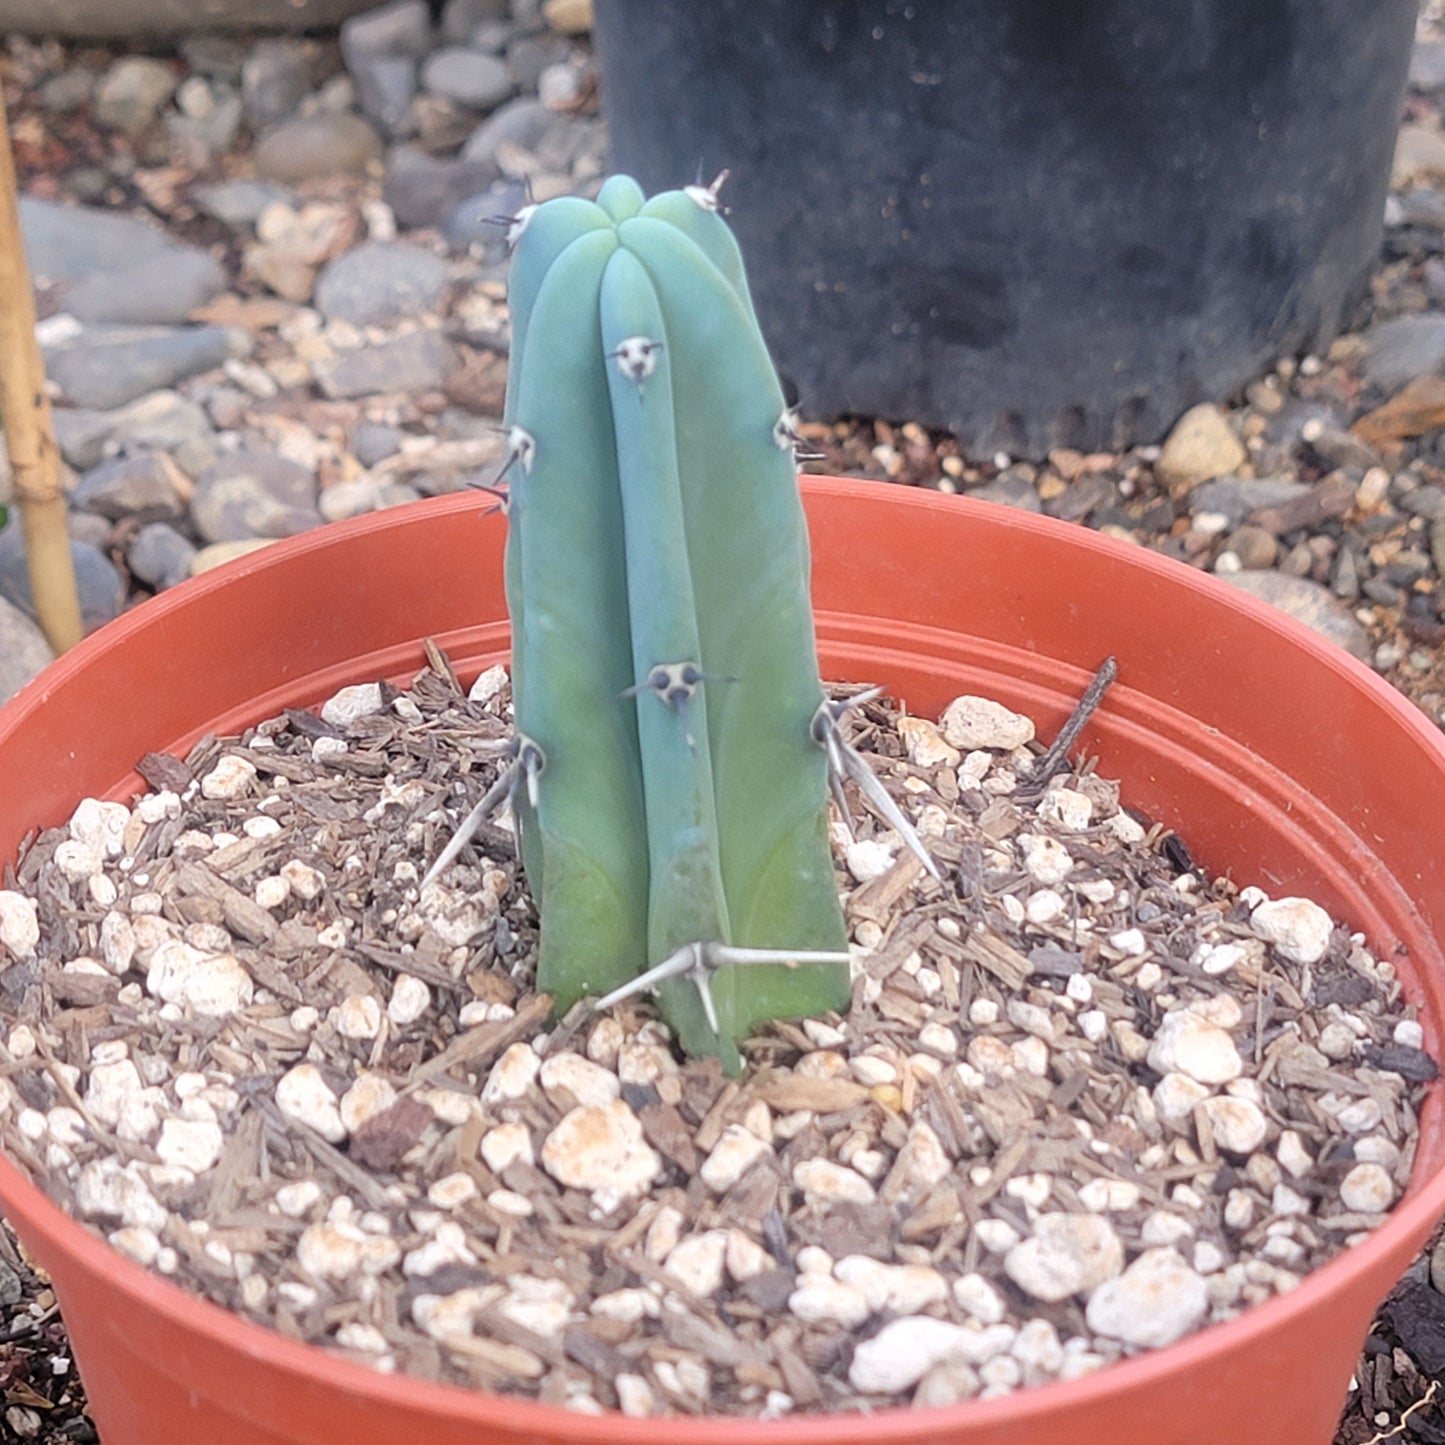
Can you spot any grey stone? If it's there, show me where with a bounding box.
[93,56,176,134]
[442,0,506,42]
[65,248,227,327]
[1330,545,1361,601]
[461,96,558,164]
[191,449,321,544]
[66,511,113,549]
[253,112,383,183]
[1431,517,1445,580]
[1186,476,1312,527]
[314,241,450,327]
[350,420,404,466]
[444,177,527,256]
[45,326,235,411]
[341,0,432,59]
[382,146,499,229]
[179,35,247,81]
[1412,40,1445,93]
[506,32,572,91]
[1219,571,1371,661]
[1399,187,1445,230]
[71,452,185,521]
[349,52,418,133]
[342,0,431,131]
[968,472,1041,512]
[191,178,294,231]
[1396,483,1445,521]
[1362,314,1445,394]
[314,330,454,399]
[166,88,244,160]
[0,525,125,636]
[126,522,197,590]
[422,47,512,109]
[20,198,226,325]
[242,39,314,131]
[38,69,95,114]
[0,596,54,704]
[53,391,218,477]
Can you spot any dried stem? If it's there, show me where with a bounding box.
[0,80,81,654]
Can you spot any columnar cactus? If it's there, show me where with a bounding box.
[431,174,931,1070]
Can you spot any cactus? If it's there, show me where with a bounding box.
[429,174,933,1070]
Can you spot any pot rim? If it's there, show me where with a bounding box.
[1,474,1441,1439]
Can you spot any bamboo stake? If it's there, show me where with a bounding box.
[0,78,81,654]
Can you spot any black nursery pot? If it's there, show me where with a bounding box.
[592,0,1416,456]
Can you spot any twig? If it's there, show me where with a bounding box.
[0,80,81,653]
[1019,656,1118,794]
[1362,1378,1439,1445]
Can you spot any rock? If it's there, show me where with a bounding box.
[191,449,321,544]
[540,1099,662,1213]
[442,0,507,40]
[342,0,431,129]
[39,69,95,115]
[1185,476,1311,527]
[314,241,450,327]
[1413,41,1445,93]
[1218,571,1371,662]
[166,88,244,162]
[506,31,573,91]
[1249,896,1333,964]
[1362,314,1445,394]
[1198,1096,1268,1156]
[54,391,218,477]
[71,452,185,520]
[65,248,226,328]
[192,179,294,231]
[421,47,513,109]
[0,599,53,702]
[242,39,314,131]
[544,0,592,34]
[1354,374,1445,446]
[313,330,454,399]
[1221,525,1278,571]
[1394,125,1445,188]
[1085,1248,1209,1348]
[1147,1010,1242,1085]
[969,471,1041,512]
[0,891,40,958]
[1339,1162,1394,1214]
[350,420,405,466]
[94,57,176,135]
[0,526,124,634]
[849,1317,993,1394]
[1156,404,1247,491]
[461,95,561,164]
[254,113,383,183]
[45,325,234,411]
[940,694,1034,750]
[383,146,500,230]
[1002,1213,1123,1303]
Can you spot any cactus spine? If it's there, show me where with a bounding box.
[451,175,861,1069]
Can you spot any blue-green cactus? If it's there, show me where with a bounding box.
[430,175,933,1069]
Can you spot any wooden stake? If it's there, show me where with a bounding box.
[0,78,81,654]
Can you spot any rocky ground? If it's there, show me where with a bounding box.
[0,0,1444,1439]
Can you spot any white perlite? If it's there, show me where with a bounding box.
[1339,1162,1395,1214]
[540,1100,662,1213]
[538,1051,621,1110]
[1249,896,1333,965]
[1146,1011,1243,1085]
[940,695,1035,751]
[1198,1095,1268,1155]
[849,1317,1001,1394]
[156,1117,225,1172]
[320,682,385,727]
[0,891,40,959]
[663,1230,730,1297]
[1085,1248,1209,1348]
[792,1158,877,1205]
[1003,1213,1124,1302]
[275,1063,347,1142]
[897,715,962,768]
[200,754,258,800]
[1018,834,1073,886]
[700,1124,772,1192]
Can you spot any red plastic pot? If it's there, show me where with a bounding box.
[0,477,1441,1445]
